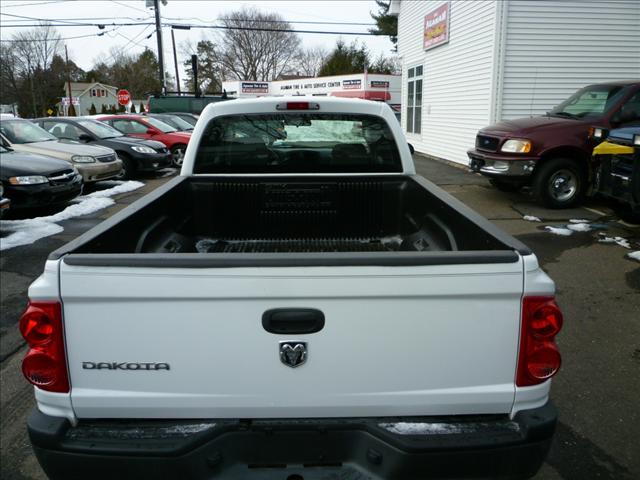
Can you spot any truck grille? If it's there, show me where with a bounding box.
[476,135,500,152]
[47,169,77,185]
[197,237,399,253]
[96,153,117,163]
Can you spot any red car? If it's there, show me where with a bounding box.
[96,114,191,167]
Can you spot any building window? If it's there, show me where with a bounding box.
[406,66,423,134]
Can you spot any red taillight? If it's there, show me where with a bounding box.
[19,301,69,393]
[276,101,320,111]
[517,296,563,387]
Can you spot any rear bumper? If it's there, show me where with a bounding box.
[28,401,556,480]
[467,149,539,179]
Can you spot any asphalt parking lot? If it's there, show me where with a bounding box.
[1,157,639,480]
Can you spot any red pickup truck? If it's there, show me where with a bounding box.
[468,81,640,208]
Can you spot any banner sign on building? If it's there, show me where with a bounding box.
[61,97,80,106]
[342,79,362,89]
[370,80,390,88]
[241,82,269,94]
[423,2,450,51]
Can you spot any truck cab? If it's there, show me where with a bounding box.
[468,81,640,208]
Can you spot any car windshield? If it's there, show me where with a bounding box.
[549,85,628,119]
[145,117,177,133]
[0,119,57,144]
[78,120,123,139]
[174,114,197,126]
[193,113,402,174]
[156,115,193,131]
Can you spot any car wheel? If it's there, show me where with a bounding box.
[533,158,587,209]
[118,153,137,180]
[489,179,524,192]
[171,144,187,167]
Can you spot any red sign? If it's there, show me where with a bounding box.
[423,2,450,51]
[117,89,131,106]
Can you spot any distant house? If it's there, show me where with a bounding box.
[58,82,119,116]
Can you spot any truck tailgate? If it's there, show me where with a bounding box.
[60,260,523,419]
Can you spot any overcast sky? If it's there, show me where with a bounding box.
[0,0,395,81]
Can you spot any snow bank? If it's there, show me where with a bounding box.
[82,181,144,199]
[627,251,640,262]
[598,236,631,249]
[0,181,143,251]
[569,219,589,223]
[544,226,573,236]
[523,215,541,222]
[0,221,64,251]
[567,223,591,232]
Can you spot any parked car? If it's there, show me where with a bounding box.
[22,97,561,480]
[96,114,191,167]
[468,81,640,208]
[145,113,194,132]
[0,143,82,210]
[147,93,231,115]
[592,125,640,217]
[33,117,172,179]
[0,118,122,183]
[0,182,10,217]
[165,112,198,127]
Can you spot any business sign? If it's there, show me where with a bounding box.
[342,79,362,90]
[370,80,390,89]
[241,82,269,94]
[61,97,79,106]
[424,2,450,51]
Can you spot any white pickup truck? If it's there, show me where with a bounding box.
[21,97,562,480]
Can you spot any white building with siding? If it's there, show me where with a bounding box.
[390,0,640,164]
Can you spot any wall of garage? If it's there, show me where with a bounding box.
[499,0,640,120]
[395,0,499,164]
[392,0,640,165]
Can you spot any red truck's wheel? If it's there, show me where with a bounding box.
[533,158,587,208]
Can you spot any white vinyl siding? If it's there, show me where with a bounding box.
[398,1,498,163]
[500,0,640,119]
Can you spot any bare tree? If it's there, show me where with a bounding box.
[217,7,300,81]
[1,24,63,116]
[294,46,329,78]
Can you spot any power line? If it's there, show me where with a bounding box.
[0,20,378,36]
[0,26,120,43]
[108,0,150,15]
[1,0,71,7]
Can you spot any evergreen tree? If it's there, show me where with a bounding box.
[101,104,108,114]
[89,103,97,115]
[370,0,398,50]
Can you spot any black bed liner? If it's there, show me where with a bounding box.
[51,174,531,267]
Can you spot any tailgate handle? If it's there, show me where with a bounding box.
[262,308,325,334]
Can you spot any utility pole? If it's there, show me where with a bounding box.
[153,0,166,94]
[171,28,180,94]
[65,45,73,116]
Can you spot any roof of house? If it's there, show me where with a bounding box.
[69,82,118,97]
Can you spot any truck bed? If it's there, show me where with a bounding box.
[52,174,530,265]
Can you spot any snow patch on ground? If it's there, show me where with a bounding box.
[0,221,64,251]
[523,215,541,222]
[627,251,640,262]
[82,181,144,199]
[544,226,573,236]
[569,219,589,223]
[0,181,143,251]
[598,236,631,249]
[566,223,592,232]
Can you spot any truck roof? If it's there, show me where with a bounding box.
[185,96,415,175]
